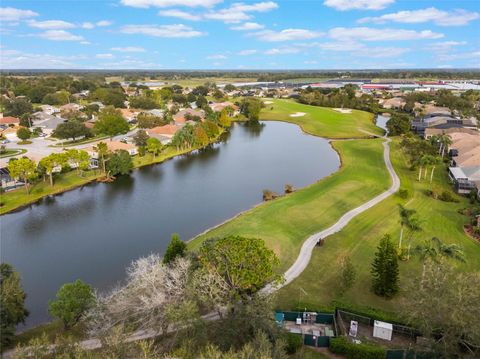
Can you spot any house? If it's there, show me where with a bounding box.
[0,167,23,191]
[0,116,20,126]
[85,141,138,159]
[147,109,164,117]
[173,109,205,124]
[379,97,405,110]
[449,132,480,167]
[33,116,67,135]
[209,101,240,115]
[424,127,478,139]
[89,101,105,109]
[60,103,84,113]
[120,109,139,123]
[39,105,60,115]
[448,167,480,194]
[147,124,181,139]
[411,115,477,137]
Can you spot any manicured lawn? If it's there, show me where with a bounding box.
[274,139,480,316]
[190,138,390,271]
[0,171,102,215]
[260,99,384,139]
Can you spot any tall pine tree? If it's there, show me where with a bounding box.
[371,234,399,298]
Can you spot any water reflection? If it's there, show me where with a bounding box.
[1,121,340,328]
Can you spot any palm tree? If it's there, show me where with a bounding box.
[438,134,452,158]
[406,216,422,260]
[415,237,466,284]
[429,156,442,184]
[398,205,416,249]
[94,142,109,175]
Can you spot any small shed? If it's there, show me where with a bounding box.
[373,320,393,341]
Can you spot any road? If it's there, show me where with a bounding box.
[0,129,139,167]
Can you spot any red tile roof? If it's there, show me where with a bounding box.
[0,116,20,125]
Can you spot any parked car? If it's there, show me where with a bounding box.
[1,139,10,144]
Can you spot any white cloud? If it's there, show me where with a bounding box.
[264,47,300,55]
[81,22,94,29]
[111,46,146,52]
[253,28,323,41]
[324,0,394,11]
[96,53,115,59]
[96,20,112,27]
[427,41,466,52]
[28,20,75,29]
[238,49,257,55]
[80,41,91,45]
[205,2,278,24]
[0,49,84,69]
[437,51,480,61]
[38,30,84,41]
[99,59,163,69]
[121,0,221,8]
[230,22,264,31]
[204,9,251,23]
[230,2,278,12]
[207,54,227,59]
[358,7,480,26]
[328,27,443,41]
[437,64,453,69]
[314,40,409,58]
[121,24,205,38]
[0,7,38,22]
[158,9,202,21]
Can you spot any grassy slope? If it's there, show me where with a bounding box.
[274,139,480,314]
[259,99,384,139]
[190,100,390,271]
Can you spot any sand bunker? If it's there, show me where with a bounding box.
[263,101,274,104]
[333,108,352,114]
[290,112,306,117]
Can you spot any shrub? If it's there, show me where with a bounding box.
[285,333,303,354]
[397,189,409,199]
[438,190,459,203]
[330,336,386,359]
[262,189,279,201]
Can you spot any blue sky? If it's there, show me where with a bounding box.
[1,0,479,69]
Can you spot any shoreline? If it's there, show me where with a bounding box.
[0,128,227,216]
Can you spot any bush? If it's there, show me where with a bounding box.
[438,190,459,203]
[285,333,303,354]
[330,336,386,359]
[397,189,409,199]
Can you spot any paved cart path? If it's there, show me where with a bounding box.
[263,135,399,293]
[3,135,399,358]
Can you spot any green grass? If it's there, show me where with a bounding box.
[0,149,27,158]
[190,138,390,271]
[260,99,384,139]
[274,139,480,315]
[0,171,102,215]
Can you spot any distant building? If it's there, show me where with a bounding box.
[0,116,20,126]
[174,109,205,124]
[147,124,181,141]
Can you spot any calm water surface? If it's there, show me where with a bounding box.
[0,121,340,329]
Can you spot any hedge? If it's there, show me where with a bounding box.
[330,336,386,359]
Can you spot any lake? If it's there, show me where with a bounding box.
[0,121,340,329]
